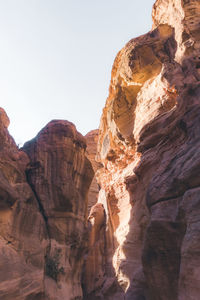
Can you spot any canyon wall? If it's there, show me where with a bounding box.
[0,112,94,300]
[0,0,200,300]
[84,0,200,299]
[85,130,102,214]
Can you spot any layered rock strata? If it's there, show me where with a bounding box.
[0,0,200,299]
[84,0,200,299]
[0,114,93,300]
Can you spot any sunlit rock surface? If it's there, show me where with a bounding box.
[0,115,94,300]
[0,0,200,299]
[85,130,102,215]
[85,0,200,299]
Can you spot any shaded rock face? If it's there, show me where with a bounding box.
[0,114,94,300]
[23,120,94,300]
[83,131,112,299]
[84,0,200,299]
[1,1,200,299]
[0,108,47,300]
[82,203,107,299]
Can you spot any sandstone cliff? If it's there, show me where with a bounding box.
[85,130,102,215]
[84,0,200,299]
[0,112,93,300]
[0,0,200,299]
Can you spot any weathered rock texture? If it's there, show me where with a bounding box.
[85,130,102,214]
[0,113,93,300]
[84,0,200,299]
[1,1,200,299]
[23,120,94,300]
[0,108,47,300]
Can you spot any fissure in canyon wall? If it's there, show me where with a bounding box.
[0,0,200,299]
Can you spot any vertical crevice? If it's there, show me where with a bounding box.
[25,168,49,234]
[25,167,52,293]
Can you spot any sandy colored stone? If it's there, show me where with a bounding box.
[0,1,200,299]
[0,108,47,300]
[0,108,10,128]
[23,120,94,300]
[0,115,94,300]
[85,130,102,215]
[84,0,200,299]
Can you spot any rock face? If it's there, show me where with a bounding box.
[0,1,200,299]
[85,130,102,215]
[84,0,200,299]
[23,120,94,300]
[0,108,47,300]
[0,114,93,300]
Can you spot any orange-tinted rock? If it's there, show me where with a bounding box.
[0,108,47,299]
[1,1,200,299]
[0,108,10,128]
[85,130,102,214]
[0,115,94,300]
[82,203,106,298]
[85,1,200,299]
[23,120,94,300]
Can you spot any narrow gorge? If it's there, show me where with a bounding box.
[0,0,200,299]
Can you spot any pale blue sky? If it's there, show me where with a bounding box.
[0,0,155,145]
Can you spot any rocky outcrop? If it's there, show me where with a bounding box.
[85,0,200,299]
[83,131,111,299]
[85,130,102,214]
[23,120,94,300]
[82,203,107,299]
[0,1,200,299]
[0,114,94,300]
[0,108,47,300]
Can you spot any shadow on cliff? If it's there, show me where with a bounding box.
[115,30,200,299]
[121,82,200,300]
[84,20,200,299]
[82,192,125,300]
